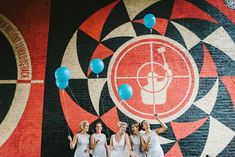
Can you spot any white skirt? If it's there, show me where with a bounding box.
[110,150,125,157]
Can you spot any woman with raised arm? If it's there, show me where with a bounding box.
[68,120,90,157]
[130,122,145,157]
[110,121,131,157]
[140,114,167,157]
[90,122,109,157]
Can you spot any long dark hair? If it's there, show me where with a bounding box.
[140,120,147,131]
[131,121,141,132]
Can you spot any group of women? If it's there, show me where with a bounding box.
[68,114,168,157]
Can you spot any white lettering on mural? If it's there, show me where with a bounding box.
[0,15,31,80]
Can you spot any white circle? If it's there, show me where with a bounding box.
[107,35,199,123]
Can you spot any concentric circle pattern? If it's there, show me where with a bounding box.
[60,0,235,156]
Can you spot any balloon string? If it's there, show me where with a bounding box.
[62,90,71,136]
[67,85,95,133]
[100,94,110,139]
[150,28,156,113]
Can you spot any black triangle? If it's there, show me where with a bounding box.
[102,37,133,52]
[172,18,220,40]
[101,1,131,41]
[66,79,98,116]
[178,117,210,156]
[194,77,218,101]
[203,43,235,76]
[133,0,175,20]
[173,105,208,123]
[162,142,176,155]
[77,29,99,76]
[210,79,235,131]
[165,22,187,49]
[188,42,204,73]
[99,82,116,116]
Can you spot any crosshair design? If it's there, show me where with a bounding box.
[108,35,199,123]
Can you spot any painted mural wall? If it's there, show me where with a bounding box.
[0,0,235,156]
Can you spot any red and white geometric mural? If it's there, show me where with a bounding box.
[0,0,234,156]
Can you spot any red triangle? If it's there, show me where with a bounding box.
[100,107,120,133]
[165,142,183,157]
[170,0,218,24]
[87,43,114,76]
[171,117,208,140]
[60,90,98,134]
[133,18,168,35]
[200,44,218,77]
[153,18,168,35]
[133,19,143,24]
[79,0,120,41]
[220,76,235,111]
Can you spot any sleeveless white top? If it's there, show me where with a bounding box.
[130,135,145,157]
[142,130,164,157]
[110,134,126,157]
[74,133,90,157]
[92,133,107,157]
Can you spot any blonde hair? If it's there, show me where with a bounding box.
[80,120,89,130]
[117,121,128,128]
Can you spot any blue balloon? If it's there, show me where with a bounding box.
[90,58,104,74]
[55,66,70,82]
[118,84,133,100]
[144,14,156,29]
[56,80,69,89]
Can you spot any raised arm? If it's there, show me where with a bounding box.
[68,134,78,149]
[154,114,168,134]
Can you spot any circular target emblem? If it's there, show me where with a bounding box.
[61,1,235,155]
[108,35,199,123]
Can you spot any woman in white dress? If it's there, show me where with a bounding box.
[130,122,146,157]
[68,120,90,157]
[140,114,167,157]
[90,122,108,157]
[110,121,131,157]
